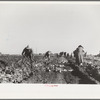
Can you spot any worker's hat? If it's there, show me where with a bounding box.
[78,45,83,48]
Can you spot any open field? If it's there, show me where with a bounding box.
[0,54,100,84]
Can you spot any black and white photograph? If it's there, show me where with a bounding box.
[0,1,100,85]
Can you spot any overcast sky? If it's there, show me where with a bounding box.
[0,1,100,55]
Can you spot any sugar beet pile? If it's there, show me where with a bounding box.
[0,55,100,84]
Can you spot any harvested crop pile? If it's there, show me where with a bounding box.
[0,57,33,83]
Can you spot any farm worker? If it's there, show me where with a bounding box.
[22,45,33,62]
[44,51,51,60]
[73,45,84,66]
